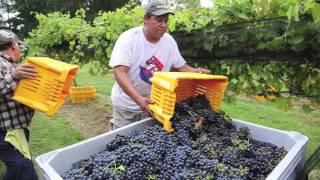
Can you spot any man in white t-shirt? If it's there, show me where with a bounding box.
[108,0,210,130]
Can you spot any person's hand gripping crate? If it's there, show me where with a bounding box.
[149,72,228,132]
[12,57,79,116]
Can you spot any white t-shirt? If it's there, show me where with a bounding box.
[109,26,186,111]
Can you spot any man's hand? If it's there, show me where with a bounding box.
[14,64,38,80]
[194,68,211,74]
[176,64,211,74]
[136,96,154,117]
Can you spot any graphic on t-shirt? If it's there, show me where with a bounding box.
[139,56,163,85]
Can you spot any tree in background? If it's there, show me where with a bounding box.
[1,0,139,38]
[1,0,204,37]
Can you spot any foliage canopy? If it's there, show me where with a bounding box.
[26,0,320,111]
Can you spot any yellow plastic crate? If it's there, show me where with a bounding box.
[253,95,277,102]
[254,95,266,102]
[149,72,228,132]
[12,57,79,116]
[69,86,96,104]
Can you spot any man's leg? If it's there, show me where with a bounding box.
[0,130,37,180]
[110,106,147,130]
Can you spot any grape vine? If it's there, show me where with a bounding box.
[25,0,320,110]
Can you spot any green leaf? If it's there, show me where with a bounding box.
[239,74,246,81]
[69,40,75,46]
[230,79,238,84]
[203,40,213,51]
[287,5,294,21]
[221,63,228,70]
[291,43,307,52]
[310,4,320,23]
[293,4,300,22]
[288,35,304,45]
[237,13,250,20]
[257,43,267,50]
[268,38,283,49]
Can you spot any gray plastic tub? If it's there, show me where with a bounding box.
[35,118,308,180]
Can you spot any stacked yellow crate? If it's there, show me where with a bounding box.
[69,86,96,104]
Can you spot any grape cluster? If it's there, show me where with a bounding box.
[62,95,287,180]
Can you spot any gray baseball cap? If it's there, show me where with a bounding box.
[0,29,25,46]
[143,0,173,16]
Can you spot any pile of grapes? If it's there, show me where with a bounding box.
[62,95,287,180]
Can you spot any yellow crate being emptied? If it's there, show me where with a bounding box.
[149,72,228,132]
[12,57,79,116]
[69,86,96,104]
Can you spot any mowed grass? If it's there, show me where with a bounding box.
[0,113,84,179]
[1,63,319,178]
[29,113,84,157]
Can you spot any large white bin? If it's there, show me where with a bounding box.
[35,118,308,180]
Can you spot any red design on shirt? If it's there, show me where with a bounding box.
[139,56,163,85]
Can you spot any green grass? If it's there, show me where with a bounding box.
[222,97,320,159]
[75,64,114,95]
[29,113,84,157]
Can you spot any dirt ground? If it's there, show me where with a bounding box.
[58,93,113,138]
